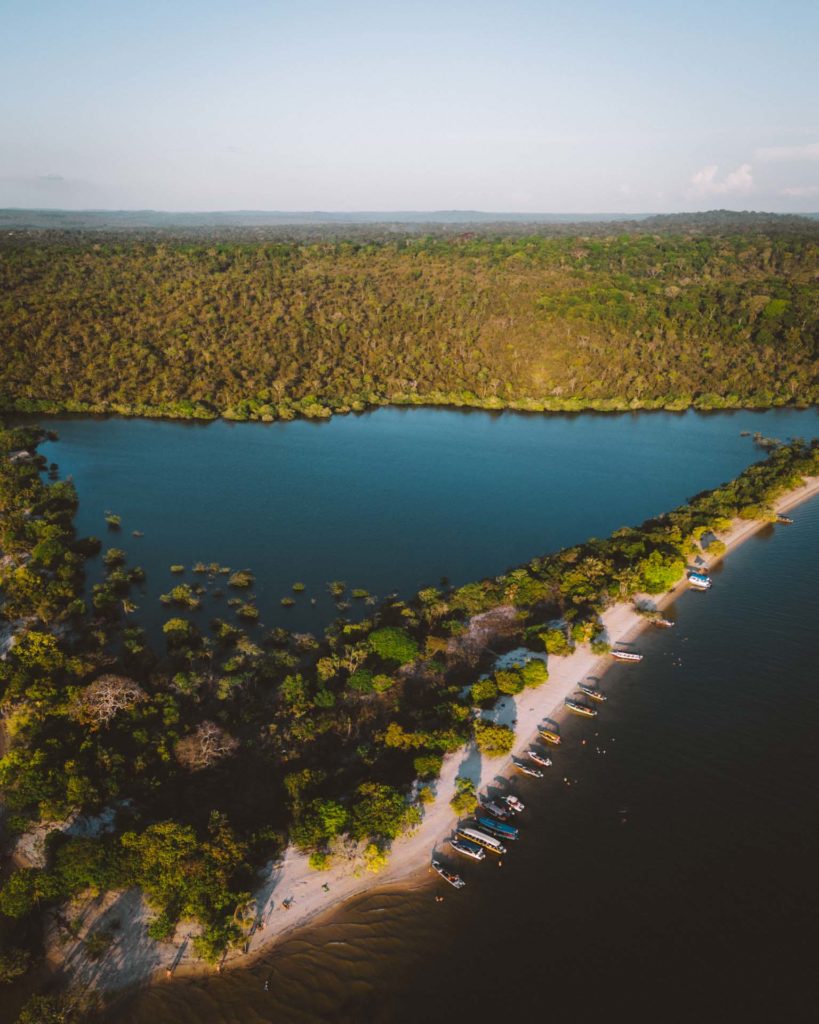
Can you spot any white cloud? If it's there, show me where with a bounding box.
[779,184,819,197]
[756,142,819,163]
[688,163,754,197]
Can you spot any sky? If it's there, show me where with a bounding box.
[1,0,818,213]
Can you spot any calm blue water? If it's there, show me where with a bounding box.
[34,407,817,641]
[114,476,819,1024]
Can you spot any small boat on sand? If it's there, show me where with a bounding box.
[579,684,606,702]
[432,859,466,888]
[611,649,643,662]
[538,728,561,745]
[513,758,544,778]
[449,837,486,862]
[652,617,675,628]
[687,571,712,590]
[528,749,552,767]
[565,698,598,718]
[502,795,525,813]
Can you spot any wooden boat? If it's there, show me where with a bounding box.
[565,698,598,718]
[457,827,507,855]
[449,837,485,862]
[611,648,643,662]
[432,859,466,888]
[578,684,606,702]
[538,727,561,745]
[776,514,793,525]
[512,758,544,778]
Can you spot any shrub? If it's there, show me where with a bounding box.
[450,776,477,816]
[470,677,499,704]
[413,753,443,779]
[228,570,254,588]
[540,626,573,656]
[474,720,515,757]
[495,668,524,695]
[521,659,548,688]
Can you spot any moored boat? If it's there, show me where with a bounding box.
[652,617,675,628]
[477,816,519,840]
[578,684,606,702]
[611,648,644,662]
[528,748,552,767]
[457,827,507,855]
[687,571,712,590]
[449,837,486,862]
[502,794,525,813]
[538,727,561,745]
[432,859,466,888]
[512,757,544,778]
[565,698,598,718]
[480,800,511,820]
[776,514,793,525]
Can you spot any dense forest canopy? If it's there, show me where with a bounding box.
[1,220,817,420]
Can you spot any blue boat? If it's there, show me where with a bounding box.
[477,816,520,840]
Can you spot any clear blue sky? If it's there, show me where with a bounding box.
[1,0,817,212]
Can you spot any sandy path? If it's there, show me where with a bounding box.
[53,476,819,993]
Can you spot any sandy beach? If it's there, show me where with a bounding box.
[48,474,819,995]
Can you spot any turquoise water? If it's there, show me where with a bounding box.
[35,407,817,641]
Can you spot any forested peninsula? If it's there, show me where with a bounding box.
[2,226,818,420]
[1,423,818,1020]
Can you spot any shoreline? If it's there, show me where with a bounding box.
[50,475,819,998]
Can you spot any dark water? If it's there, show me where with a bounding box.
[113,490,819,1024]
[33,407,817,641]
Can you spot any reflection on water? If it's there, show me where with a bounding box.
[115,496,819,1023]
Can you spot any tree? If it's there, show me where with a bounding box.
[174,721,239,771]
[495,669,524,695]
[521,659,548,688]
[367,627,419,665]
[413,753,443,779]
[291,799,347,851]
[470,677,498,704]
[351,782,420,842]
[71,675,147,728]
[638,550,685,593]
[0,946,31,984]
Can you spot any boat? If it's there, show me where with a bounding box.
[431,859,466,888]
[480,800,511,820]
[457,827,507,855]
[687,571,712,590]
[513,758,544,778]
[610,649,643,662]
[565,698,598,718]
[776,514,793,525]
[528,749,552,767]
[578,684,606,702]
[652,617,675,628]
[538,728,561,745]
[502,794,525,813]
[477,816,519,840]
[448,837,486,862]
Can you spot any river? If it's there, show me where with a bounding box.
[22,406,818,1022]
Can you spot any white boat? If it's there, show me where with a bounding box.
[579,684,607,702]
[502,794,525,813]
[528,749,552,767]
[513,758,544,778]
[687,571,712,590]
[611,649,643,662]
[480,800,511,820]
[449,837,486,861]
[457,827,507,855]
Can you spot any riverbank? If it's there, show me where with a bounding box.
[49,473,819,1000]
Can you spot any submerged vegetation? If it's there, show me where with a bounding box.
[1,231,817,422]
[0,422,817,992]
